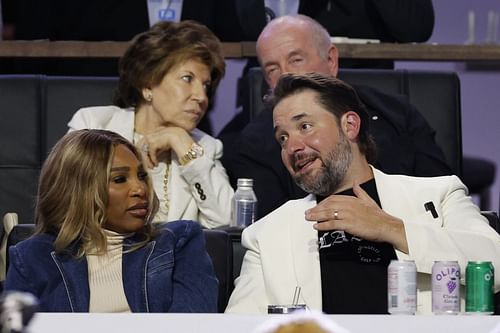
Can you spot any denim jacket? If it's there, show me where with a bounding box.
[5,221,218,313]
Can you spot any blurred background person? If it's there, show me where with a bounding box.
[0,0,262,43]
[298,0,435,68]
[68,21,233,228]
[0,0,3,40]
[299,0,434,43]
[0,0,260,77]
[230,0,435,73]
[4,129,218,312]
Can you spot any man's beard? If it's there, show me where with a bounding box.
[293,134,352,196]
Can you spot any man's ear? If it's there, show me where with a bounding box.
[341,111,361,140]
[327,44,339,77]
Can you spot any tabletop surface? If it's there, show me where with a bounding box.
[26,313,500,333]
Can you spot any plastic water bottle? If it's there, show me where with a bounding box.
[232,178,258,228]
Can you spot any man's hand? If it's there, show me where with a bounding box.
[305,183,409,253]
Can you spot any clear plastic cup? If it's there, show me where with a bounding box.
[268,304,306,314]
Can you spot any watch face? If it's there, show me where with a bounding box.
[192,143,204,157]
[180,143,204,165]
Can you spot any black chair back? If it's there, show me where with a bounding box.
[0,75,119,224]
[481,211,500,234]
[202,229,233,312]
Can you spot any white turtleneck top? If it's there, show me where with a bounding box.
[86,229,134,313]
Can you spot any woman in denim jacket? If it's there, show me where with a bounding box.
[4,129,218,313]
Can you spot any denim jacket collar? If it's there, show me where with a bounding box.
[51,235,157,312]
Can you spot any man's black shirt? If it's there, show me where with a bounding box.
[316,179,397,314]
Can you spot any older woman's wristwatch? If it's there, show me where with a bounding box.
[179,142,204,165]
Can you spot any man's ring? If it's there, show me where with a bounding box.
[141,143,149,154]
[333,210,339,220]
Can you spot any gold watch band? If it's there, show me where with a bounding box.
[179,143,204,165]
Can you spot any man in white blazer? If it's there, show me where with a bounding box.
[225,73,500,314]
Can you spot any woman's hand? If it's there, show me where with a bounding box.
[137,126,194,169]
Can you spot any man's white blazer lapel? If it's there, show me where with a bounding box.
[372,167,443,264]
[373,168,420,217]
[373,167,440,228]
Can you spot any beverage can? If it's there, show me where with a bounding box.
[387,260,417,315]
[432,261,461,314]
[465,261,494,314]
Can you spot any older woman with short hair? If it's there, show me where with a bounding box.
[69,21,232,228]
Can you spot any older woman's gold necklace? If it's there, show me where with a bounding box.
[163,162,171,215]
[132,131,171,218]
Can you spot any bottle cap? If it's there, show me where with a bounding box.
[237,178,253,187]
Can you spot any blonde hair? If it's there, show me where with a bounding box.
[35,129,158,256]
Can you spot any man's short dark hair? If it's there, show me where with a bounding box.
[269,72,377,163]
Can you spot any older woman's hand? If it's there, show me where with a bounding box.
[137,126,195,169]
